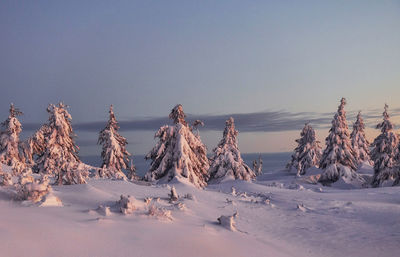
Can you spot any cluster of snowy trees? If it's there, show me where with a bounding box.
[0,102,137,192]
[2,98,398,190]
[144,105,255,188]
[0,103,257,190]
[287,98,400,187]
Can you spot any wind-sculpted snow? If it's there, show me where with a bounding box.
[1,162,399,257]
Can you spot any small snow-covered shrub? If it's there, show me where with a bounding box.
[297,203,308,212]
[39,193,63,207]
[231,186,237,196]
[173,202,186,211]
[217,212,238,231]
[16,174,51,203]
[144,197,153,205]
[96,205,111,216]
[116,195,136,215]
[183,193,196,201]
[147,204,173,220]
[169,186,179,202]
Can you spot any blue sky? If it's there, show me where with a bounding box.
[0,1,399,155]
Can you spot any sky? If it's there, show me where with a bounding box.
[0,0,399,156]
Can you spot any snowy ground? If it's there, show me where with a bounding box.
[1,163,400,257]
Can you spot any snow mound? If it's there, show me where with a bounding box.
[319,164,365,189]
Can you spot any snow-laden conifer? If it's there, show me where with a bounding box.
[287,123,322,176]
[36,103,88,185]
[253,154,263,176]
[319,98,363,184]
[144,104,209,188]
[0,104,28,174]
[98,105,132,179]
[350,112,372,166]
[371,104,399,187]
[208,117,255,182]
[127,160,138,181]
[20,124,50,168]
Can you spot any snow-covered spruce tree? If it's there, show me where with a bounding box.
[287,123,322,176]
[36,103,88,185]
[98,105,133,179]
[22,124,50,167]
[144,104,210,188]
[208,117,255,182]
[127,160,138,181]
[371,104,399,187]
[350,111,372,166]
[319,98,362,185]
[0,104,27,174]
[252,154,263,176]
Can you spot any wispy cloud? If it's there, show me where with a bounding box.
[22,108,399,134]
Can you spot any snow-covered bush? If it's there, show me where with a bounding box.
[217,212,238,231]
[319,98,363,185]
[287,123,322,176]
[169,186,179,202]
[144,197,153,205]
[147,204,173,220]
[297,203,309,212]
[16,174,51,203]
[371,105,399,187]
[183,193,196,201]
[96,205,112,216]
[116,195,136,215]
[59,162,90,185]
[350,111,372,166]
[144,104,209,188]
[98,105,134,180]
[231,186,237,196]
[39,193,63,207]
[208,117,255,182]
